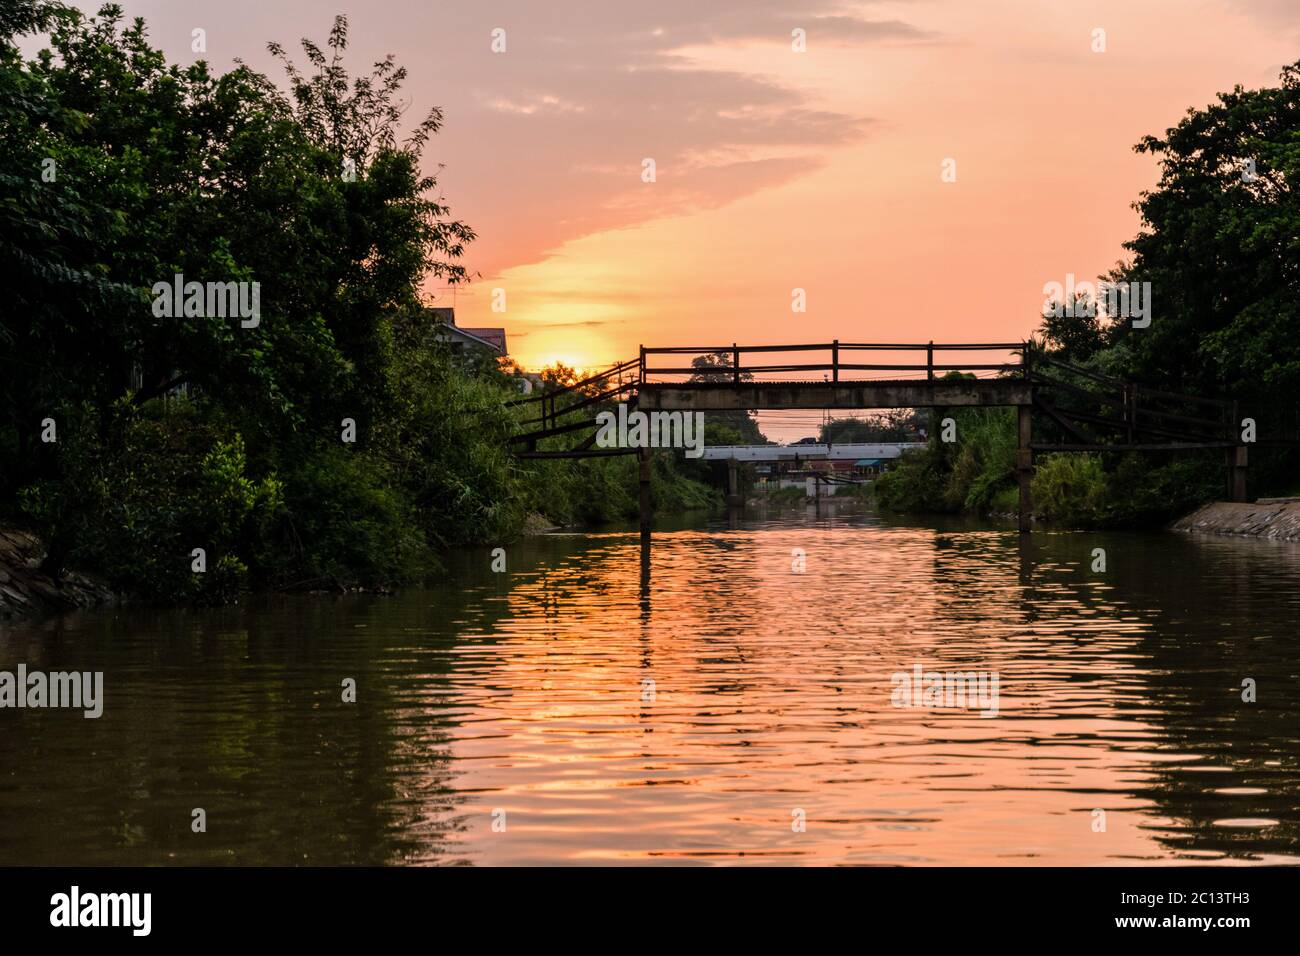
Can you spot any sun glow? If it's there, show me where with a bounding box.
[534,355,591,376]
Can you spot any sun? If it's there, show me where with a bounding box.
[527,353,600,379]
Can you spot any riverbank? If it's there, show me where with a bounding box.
[0,529,116,619]
[1171,498,1300,540]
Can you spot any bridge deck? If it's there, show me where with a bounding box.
[638,378,1034,411]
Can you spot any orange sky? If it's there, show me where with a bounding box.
[105,1,1298,372]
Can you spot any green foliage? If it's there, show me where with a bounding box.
[649,454,720,512]
[873,446,949,513]
[1037,299,1107,364]
[758,484,812,504]
[275,444,425,587]
[372,318,525,549]
[1109,62,1300,404]
[1031,453,1224,528]
[1030,454,1109,526]
[874,408,1015,514]
[0,8,720,604]
[951,410,1016,510]
[515,450,719,528]
[1100,454,1225,526]
[1,6,473,467]
[19,400,280,602]
[819,410,924,444]
[877,412,1224,528]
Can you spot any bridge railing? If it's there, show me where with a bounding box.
[1030,354,1236,448]
[638,341,1029,385]
[504,358,640,444]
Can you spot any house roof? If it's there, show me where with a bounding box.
[436,322,504,353]
[426,306,507,354]
[459,327,507,352]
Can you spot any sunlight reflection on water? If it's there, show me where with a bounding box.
[3,502,1299,865]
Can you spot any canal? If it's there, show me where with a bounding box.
[2,502,1298,865]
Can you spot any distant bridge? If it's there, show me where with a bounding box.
[699,443,926,462]
[703,442,924,506]
[507,341,1256,535]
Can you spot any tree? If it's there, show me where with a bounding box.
[1105,61,1300,403]
[819,410,923,444]
[0,2,142,492]
[0,6,483,590]
[0,6,733,596]
[1037,293,1107,363]
[686,352,768,444]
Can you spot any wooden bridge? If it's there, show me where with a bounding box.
[507,341,1255,535]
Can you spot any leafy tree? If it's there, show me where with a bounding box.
[1037,292,1108,363]
[0,1,140,491]
[0,6,729,599]
[686,351,768,444]
[820,410,924,444]
[1105,61,1300,403]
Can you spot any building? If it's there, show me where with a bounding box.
[428,307,508,357]
[426,306,536,391]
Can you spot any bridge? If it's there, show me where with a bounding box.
[701,442,927,506]
[507,341,1255,535]
[699,443,926,461]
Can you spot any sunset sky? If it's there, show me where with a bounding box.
[87,1,1298,374]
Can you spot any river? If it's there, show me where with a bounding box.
[2,502,1298,865]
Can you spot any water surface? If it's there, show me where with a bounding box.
[2,503,1298,865]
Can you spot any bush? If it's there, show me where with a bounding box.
[515,452,720,528]
[274,444,427,588]
[1031,453,1109,526]
[874,446,949,512]
[875,407,1016,514]
[20,400,281,603]
[1095,454,1222,527]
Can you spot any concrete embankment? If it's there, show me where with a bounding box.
[0,529,116,619]
[1171,498,1300,540]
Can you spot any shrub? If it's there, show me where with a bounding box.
[20,399,281,603]
[875,408,1018,515]
[1031,453,1109,526]
[874,446,949,512]
[274,444,427,588]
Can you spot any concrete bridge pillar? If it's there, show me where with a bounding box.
[726,459,743,508]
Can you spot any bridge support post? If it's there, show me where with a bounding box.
[1017,404,1033,533]
[638,447,653,540]
[726,459,743,509]
[1227,445,1249,502]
